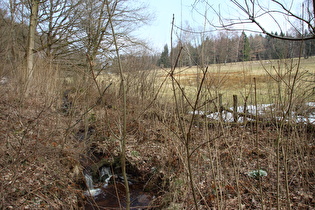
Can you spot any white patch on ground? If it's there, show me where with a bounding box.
[190,103,315,124]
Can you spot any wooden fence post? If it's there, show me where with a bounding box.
[219,94,223,121]
[233,95,238,122]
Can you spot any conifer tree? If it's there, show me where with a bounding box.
[239,32,251,61]
[157,44,170,68]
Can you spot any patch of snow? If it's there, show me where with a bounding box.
[306,102,315,107]
[191,103,315,124]
[189,110,206,115]
[0,77,8,85]
[295,114,315,124]
[206,111,234,122]
[238,104,273,115]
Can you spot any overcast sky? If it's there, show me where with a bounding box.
[135,0,306,52]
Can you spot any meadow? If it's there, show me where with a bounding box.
[99,56,315,117]
[155,57,315,105]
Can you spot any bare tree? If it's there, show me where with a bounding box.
[77,0,150,70]
[25,0,39,94]
[207,0,315,41]
[36,0,81,59]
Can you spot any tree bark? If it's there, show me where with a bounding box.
[26,0,39,92]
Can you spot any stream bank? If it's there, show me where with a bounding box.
[79,147,164,209]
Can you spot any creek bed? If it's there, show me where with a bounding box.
[85,182,154,209]
[83,164,157,209]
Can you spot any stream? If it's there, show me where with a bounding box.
[83,166,154,209]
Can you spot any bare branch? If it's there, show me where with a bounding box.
[196,0,315,41]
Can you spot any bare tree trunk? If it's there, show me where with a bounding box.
[25,0,39,94]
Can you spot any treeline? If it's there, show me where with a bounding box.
[1,1,315,76]
[158,31,315,68]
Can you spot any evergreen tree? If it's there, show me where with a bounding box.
[157,44,170,68]
[244,33,251,61]
[239,32,251,61]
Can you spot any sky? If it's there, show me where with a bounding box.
[136,0,199,52]
[135,0,306,52]
[136,0,215,52]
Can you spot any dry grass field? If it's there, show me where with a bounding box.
[153,57,315,106]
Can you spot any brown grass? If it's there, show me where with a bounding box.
[1,57,314,209]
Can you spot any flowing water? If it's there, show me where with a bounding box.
[84,173,102,197]
[99,166,112,186]
[84,167,154,209]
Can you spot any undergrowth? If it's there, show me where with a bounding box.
[0,64,314,209]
